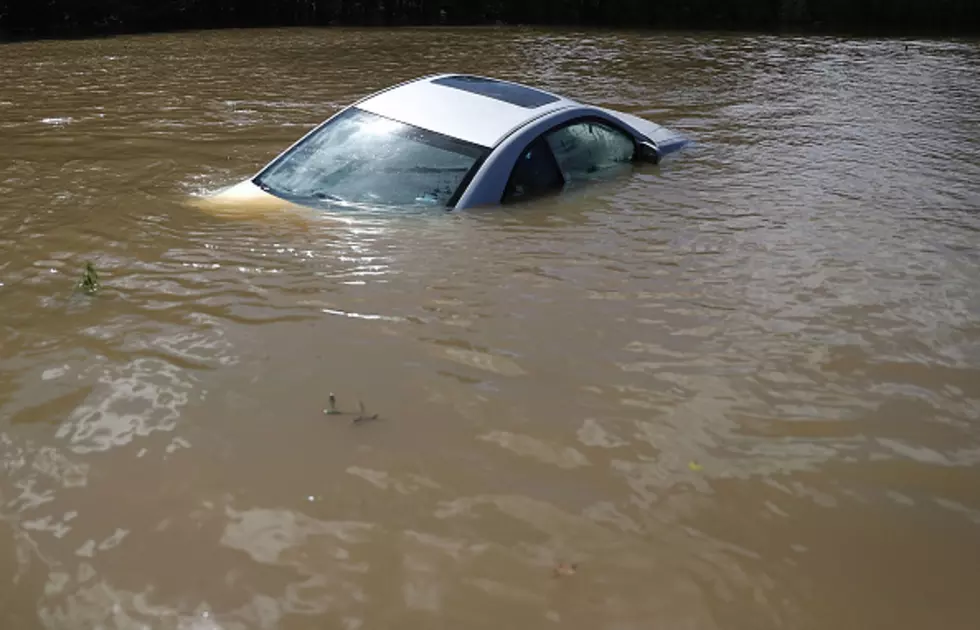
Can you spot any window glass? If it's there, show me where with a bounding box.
[431,75,560,109]
[501,137,564,204]
[544,120,635,185]
[254,108,488,208]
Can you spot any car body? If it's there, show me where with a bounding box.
[211,74,690,211]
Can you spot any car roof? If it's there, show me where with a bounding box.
[354,74,579,148]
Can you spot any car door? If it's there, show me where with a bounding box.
[501,118,636,205]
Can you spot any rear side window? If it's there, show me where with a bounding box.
[501,137,564,204]
[544,120,635,185]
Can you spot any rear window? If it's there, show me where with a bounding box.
[431,75,560,109]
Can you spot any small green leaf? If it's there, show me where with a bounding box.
[688,461,704,472]
[78,262,100,295]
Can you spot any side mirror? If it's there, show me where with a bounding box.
[637,141,662,165]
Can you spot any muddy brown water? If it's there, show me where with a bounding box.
[2,26,980,630]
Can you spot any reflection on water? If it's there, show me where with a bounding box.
[1,27,980,630]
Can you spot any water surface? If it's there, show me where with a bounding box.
[1,27,979,630]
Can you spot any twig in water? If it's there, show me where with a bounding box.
[352,400,379,424]
[322,394,380,423]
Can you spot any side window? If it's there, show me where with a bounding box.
[544,120,635,184]
[501,137,564,204]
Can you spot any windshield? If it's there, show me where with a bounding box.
[253,107,488,208]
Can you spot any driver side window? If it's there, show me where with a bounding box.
[501,136,564,204]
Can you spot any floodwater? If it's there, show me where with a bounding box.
[1,26,980,630]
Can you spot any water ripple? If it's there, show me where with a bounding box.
[0,26,978,630]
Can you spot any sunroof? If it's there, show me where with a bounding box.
[431,75,561,109]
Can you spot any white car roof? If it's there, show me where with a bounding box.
[354,74,579,148]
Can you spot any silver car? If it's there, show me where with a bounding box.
[212,74,690,211]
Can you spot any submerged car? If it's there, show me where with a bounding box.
[212,74,690,211]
